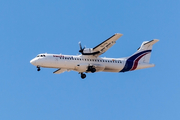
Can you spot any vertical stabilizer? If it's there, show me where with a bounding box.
[135,39,159,63]
[120,39,159,72]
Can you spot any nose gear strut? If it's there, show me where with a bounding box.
[37,66,41,71]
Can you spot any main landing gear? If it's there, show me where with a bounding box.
[37,66,41,71]
[91,68,96,73]
[81,73,86,79]
[80,67,96,79]
[87,66,96,73]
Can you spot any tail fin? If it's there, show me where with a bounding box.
[133,39,159,63]
[120,39,159,72]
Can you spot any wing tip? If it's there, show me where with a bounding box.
[115,33,123,36]
[153,39,159,42]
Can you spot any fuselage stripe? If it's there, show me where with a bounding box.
[130,52,150,71]
[120,50,151,72]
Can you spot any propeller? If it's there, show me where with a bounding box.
[78,42,85,54]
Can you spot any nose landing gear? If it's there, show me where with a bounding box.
[37,66,41,71]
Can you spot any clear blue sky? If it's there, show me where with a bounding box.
[0,0,180,120]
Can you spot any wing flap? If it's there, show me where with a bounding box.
[53,68,67,74]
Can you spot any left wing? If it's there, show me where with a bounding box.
[53,68,67,74]
[93,33,123,56]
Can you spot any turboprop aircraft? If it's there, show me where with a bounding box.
[30,33,159,79]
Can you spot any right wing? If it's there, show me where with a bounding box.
[53,68,67,74]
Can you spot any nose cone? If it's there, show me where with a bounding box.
[30,59,36,66]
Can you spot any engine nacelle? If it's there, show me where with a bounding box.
[83,48,94,54]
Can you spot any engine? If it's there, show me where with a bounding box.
[79,42,100,55]
[83,48,94,54]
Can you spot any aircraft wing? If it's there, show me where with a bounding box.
[53,68,67,74]
[93,33,123,56]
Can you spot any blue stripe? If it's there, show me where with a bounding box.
[120,50,151,72]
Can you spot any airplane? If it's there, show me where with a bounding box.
[30,33,159,79]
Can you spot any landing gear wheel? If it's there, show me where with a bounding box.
[81,73,86,79]
[37,66,41,71]
[91,68,96,73]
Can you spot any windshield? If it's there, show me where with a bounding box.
[37,54,46,57]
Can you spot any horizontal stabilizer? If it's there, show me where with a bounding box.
[136,63,155,70]
[138,39,159,51]
[144,39,159,45]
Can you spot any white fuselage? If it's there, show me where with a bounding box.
[30,54,126,73]
[30,53,155,74]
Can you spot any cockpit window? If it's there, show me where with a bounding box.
[37,55,46,57]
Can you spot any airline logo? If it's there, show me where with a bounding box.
[53,55,74,59]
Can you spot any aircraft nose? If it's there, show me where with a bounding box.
[30,59,36,65]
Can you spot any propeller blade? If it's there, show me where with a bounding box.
[79,42,82,50]
[78,42,85,54]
